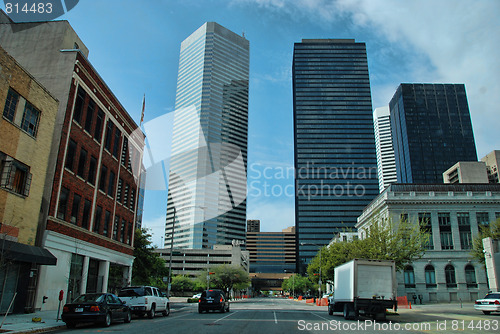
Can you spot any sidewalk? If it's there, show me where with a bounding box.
[0,310,65,334]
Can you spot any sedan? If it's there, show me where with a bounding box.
[474,293,500,315]
[62,293,132,328]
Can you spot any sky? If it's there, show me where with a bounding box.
[5,0,499,247]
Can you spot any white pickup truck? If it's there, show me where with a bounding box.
[118,286,170,318]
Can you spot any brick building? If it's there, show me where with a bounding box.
[0,45,59,313]
[0,12,145,310]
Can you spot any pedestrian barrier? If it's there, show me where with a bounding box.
[306,298,314,303]
[298,296,303,301]
[315,298,328,306]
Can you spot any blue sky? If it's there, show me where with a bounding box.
[7,0,499,247]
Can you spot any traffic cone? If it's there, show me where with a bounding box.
[409,301,412,309]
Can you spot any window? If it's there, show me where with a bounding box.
[93,206,102,233]
[57,187,70,220]
[418,212,433,250]
[88,156,97,185]
[103,211,111,237]
[113,216,119,240]
[465,265,477,288]
[120,219,125,243]
[65,139,77,171]
[117,178,123,203]
[104,120,113,151]
[458,212,472,250]
[123,184,129,206]
[82,199,91,229]
[129,188,135,210]
[476,212,490,227]
[113,129,121,158]
[77,148,87,178]
[127,222,133,245]
[121,137,129,166]
[107,170,115,197]
[0,156,32,197]
[439,213,453,250]
[404,266,415,288]
[94,109,104,141]
[21,102,40,137]
[70,194,81,224]
[3,88,19,122]
[73,86,86,124]
[425,265,436,287]
[445,265,457,288]
[99,165,107,192]
[400,213,408,222]
[84,99,95,133]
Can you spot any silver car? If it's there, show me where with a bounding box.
[474,293,500,315]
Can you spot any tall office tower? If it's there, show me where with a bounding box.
[373,106,397,192]
[247,219,261,232]
[390,84,477,184]
[293,39,379,272]
[165,22,249,249]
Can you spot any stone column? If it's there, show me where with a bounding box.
[99,261,110,293]
[80,256,90,294]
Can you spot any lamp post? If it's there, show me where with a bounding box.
[301,242,323,298]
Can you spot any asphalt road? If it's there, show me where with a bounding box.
[50,298,500,334]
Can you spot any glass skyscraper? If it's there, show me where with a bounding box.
[165,22,249,249]
[389,83,477,184]
[293,39,379,272]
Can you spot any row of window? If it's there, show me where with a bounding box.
[57,187,133,245]
[65,139,137,212]
[3,88,40,137]
[0,151,32,197]
[404,264,477,289]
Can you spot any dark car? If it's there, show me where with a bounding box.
[61,293,131,328]
[198,289,230,313]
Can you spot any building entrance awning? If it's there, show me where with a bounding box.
[0,239,57,265]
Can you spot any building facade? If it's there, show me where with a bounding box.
[389,83,477,184]
[443,162,489,184]
[481,150,500,184]
[1,15,145,310]
[357,184,500,303]
[246,219,260,233]
[373,106,397,192]
[165,22,249,250]
[292,39,379,272]
[0,45,58,313]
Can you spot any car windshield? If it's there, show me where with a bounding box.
[484,294,500,299]
[119,287,146,297]
[203,290,222,298]
[73,294,104,303]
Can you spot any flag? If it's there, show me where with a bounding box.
[140,94,145,125]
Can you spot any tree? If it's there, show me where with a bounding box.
[132,228,169,288]
[307,213,429,282]
[471,218,500,265]
[171,275,194,292]
[209,265,250,294]
[281,274,313,295]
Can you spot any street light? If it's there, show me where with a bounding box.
[301,242,323,298]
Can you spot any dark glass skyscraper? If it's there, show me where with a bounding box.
[293,39,379,272]
[389,83,477,184]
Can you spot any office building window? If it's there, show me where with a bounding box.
[99,165,107,192]
[127,222,133,245]
[94,109,104,142]
[418,212,433,250]
[70,194,81,224]
[77,148,87,178]
[0,156,32,197]
[103,211,111,237]
[120,219,125,243]
[108,170,115,197]
[121,137,128,166]
[21,102,40,137]
[93,205,102,233]
[439,213,453,250]
[129,189,135,210]
[84,99,95,133]
[57,187,69,220]
[404,266,415,288]
[425,265,436,287]
[113,216,119,240]
[113,129,121,158]
[458,212,472,250]
[123,184,129,206]
[465,265,477,288]
[445,265,457,288]
[476,212,490,227]
[3,88,19,122]
[65,139,77,171]
[82,199,91,229]
[88,156,97,185]
[117,178,123,203]
[104,120,113,151]
[73,86,86,124]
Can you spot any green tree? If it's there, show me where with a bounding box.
[307,214,429,282]
[171,275,194,292]
[282,274,313,295]
[209,265,250,294]
[471,218,500,265]
[132,228,169,288]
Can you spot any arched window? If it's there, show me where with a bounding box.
[445,264,457,288]
[404,266,415,288]
[465,265,477,288]
[425,265,436,287]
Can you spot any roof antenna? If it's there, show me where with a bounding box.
[242,31,246,38]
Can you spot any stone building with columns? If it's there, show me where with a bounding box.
[357,184,500,303]
[0,12,145,310]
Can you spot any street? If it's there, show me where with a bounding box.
[48,298,500,334]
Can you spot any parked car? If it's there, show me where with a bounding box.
[61,293,131,328]
[474,293,500,314]
[118,286,170,318]
[198,289,230,313]
[192,293,202,299]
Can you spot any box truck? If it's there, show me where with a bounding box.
[328,259,397,320]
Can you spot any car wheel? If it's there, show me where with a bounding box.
[483,311,491,315]
[163,304,170,316]
[328,305,333,316]
[124,310,132,323]
[343,304,355,320]
[65,322,76,329]
[198,306,204,314]
[226,304,230,312]
[104,313,112,327]
[147,306,155,319]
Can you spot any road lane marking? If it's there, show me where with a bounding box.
[274,311,277,324]
[311,312,331,322]
[214,311,239,323]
